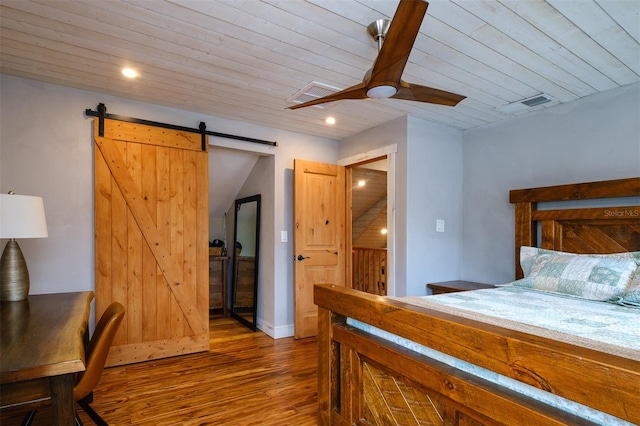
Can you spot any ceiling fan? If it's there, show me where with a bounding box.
[288,0,465,110]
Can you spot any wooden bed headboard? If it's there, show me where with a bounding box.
[510,177,640,279]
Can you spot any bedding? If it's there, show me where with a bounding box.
[520,246,640,276]
[619,277,640,306]
[396,286,639,360]
[516,246,639,300]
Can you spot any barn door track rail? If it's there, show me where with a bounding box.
[85,103,277,150]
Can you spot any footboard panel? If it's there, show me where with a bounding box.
[328,321,597,426]
[315,284,639,425]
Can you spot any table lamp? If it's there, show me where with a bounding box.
[0,192,48,301]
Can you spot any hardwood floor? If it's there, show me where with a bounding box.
[1,317,318,425]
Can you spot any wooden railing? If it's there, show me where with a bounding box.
[352,247,387,295]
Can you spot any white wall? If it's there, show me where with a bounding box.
[340,116,408,295]
[4,74,636,333]
[462,82,640,285]
[0,74,339,337]
[1,76,95,295]
[339,116,408,159]
[340,84,639,293]
[340,115,463,296]
[232,156,274,331]
[273,133,338,336]
[405,116,463,296]
[208,146,260,232]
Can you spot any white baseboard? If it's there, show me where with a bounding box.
[256,318,294,339]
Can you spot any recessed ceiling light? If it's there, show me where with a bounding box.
[122,68,138,78]
[381,228,388,235]
[357,180,366,187]
[325,117,336,125]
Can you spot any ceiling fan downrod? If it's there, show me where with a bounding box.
[367,19,391,52]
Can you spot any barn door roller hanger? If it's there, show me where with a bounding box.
[85,103,277,150]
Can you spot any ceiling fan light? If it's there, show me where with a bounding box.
[366,85,397,99]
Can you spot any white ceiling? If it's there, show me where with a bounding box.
[1,0,638,141]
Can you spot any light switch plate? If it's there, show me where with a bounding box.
[281,230,288,242]
[436,220,445,233]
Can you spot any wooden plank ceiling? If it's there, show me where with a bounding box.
[1,0,638,141]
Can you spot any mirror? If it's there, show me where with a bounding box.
[230,194,260,330]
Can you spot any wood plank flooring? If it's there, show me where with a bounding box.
[1,317,318,425]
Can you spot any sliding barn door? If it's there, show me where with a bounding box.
[94,118,209,366]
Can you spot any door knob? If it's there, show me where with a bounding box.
[297,255,310,261]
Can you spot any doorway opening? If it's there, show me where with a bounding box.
[348,158,388,295]
[208,146,273,333]
[340,144,397,296]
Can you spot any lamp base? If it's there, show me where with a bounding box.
[0,239,30,301]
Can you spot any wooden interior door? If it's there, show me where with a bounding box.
[94,118,209,366]
[293,160,346,339]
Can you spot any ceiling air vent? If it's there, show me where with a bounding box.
[287,81,342,109]
[521,95,552,107]
[496,94,558,115]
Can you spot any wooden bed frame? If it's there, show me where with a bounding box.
[315,177,640,425]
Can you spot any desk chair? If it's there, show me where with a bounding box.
[23,302,125,426]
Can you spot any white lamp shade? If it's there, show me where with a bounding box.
[0,194,48,239]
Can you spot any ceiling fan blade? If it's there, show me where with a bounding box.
[288,0,466,111]
[393,80,465,106]
[367,0,428,89]
[287,82,368,110]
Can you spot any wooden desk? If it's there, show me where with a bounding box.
[1,292,94,425]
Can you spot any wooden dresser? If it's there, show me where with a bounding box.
[209,256,229,315]
[234,257,256,308]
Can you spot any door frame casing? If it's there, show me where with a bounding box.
[339,144,397,296]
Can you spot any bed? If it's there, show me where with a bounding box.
[314,177,640,425]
